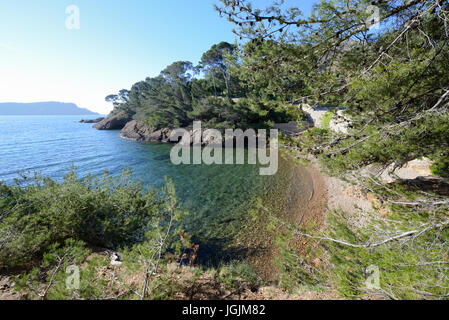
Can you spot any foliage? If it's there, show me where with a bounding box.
[323,204,449,300]
[430,154,449,177]
[215,0,449,299]
[120,179,189,299]
[105,40,303,130]
[217,261,261,290]
[14,239,91,300]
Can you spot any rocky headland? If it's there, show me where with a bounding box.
[79,117,105,124]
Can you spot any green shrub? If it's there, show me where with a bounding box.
[0,169,177,269]
[14,239,91,300]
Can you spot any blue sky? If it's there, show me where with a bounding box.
[0,0,315,114]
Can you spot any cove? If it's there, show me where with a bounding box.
[0,116,313,272]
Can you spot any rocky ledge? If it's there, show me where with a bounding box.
[93,111,132,130]
[79,117,105,124]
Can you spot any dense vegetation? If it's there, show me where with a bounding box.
[0,170,185,269]
[105,41,304,130]
[216,0,449,299]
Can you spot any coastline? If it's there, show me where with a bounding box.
[239,155,328,283]
[304,156,373,228]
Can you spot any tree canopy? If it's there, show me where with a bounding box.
[105,41,302,129]
[216,0,449,173]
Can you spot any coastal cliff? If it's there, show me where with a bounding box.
[93,111,132,130]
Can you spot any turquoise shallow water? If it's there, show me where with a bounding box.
[0,115,311,262]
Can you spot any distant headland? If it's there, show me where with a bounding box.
[0,102,99,115]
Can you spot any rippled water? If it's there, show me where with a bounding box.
[0,115,312,263]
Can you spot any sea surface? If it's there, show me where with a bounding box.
[0,115,312,263]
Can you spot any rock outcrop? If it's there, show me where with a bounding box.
[329,110,351,134]
[302,105,331,128]
[302,104,352,133]
[93,111,131,130]
[79,117,105,124]
[361,157,434,184]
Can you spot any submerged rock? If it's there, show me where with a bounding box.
[93,111,131,130]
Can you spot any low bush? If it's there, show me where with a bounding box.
[0,169,177,269]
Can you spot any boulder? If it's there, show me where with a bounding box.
[380,158,434,183]
[329,110,351,134]
[302,104,331,128]
[93,111,131,130]
[120,120,154,141]
[120,120,173,142]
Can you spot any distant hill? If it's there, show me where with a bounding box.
[0,102,99,115]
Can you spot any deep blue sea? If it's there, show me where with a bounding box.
[0,115,311,262]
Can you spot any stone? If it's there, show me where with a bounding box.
[93,111,131,130]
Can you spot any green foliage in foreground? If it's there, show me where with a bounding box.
[320,112,333,131]
[325,207,449,300]
[0,169,176,269]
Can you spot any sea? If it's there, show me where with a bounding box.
[0,115,312,263]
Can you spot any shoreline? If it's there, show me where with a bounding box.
[240,155,328,283]
[240,159,343,300]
